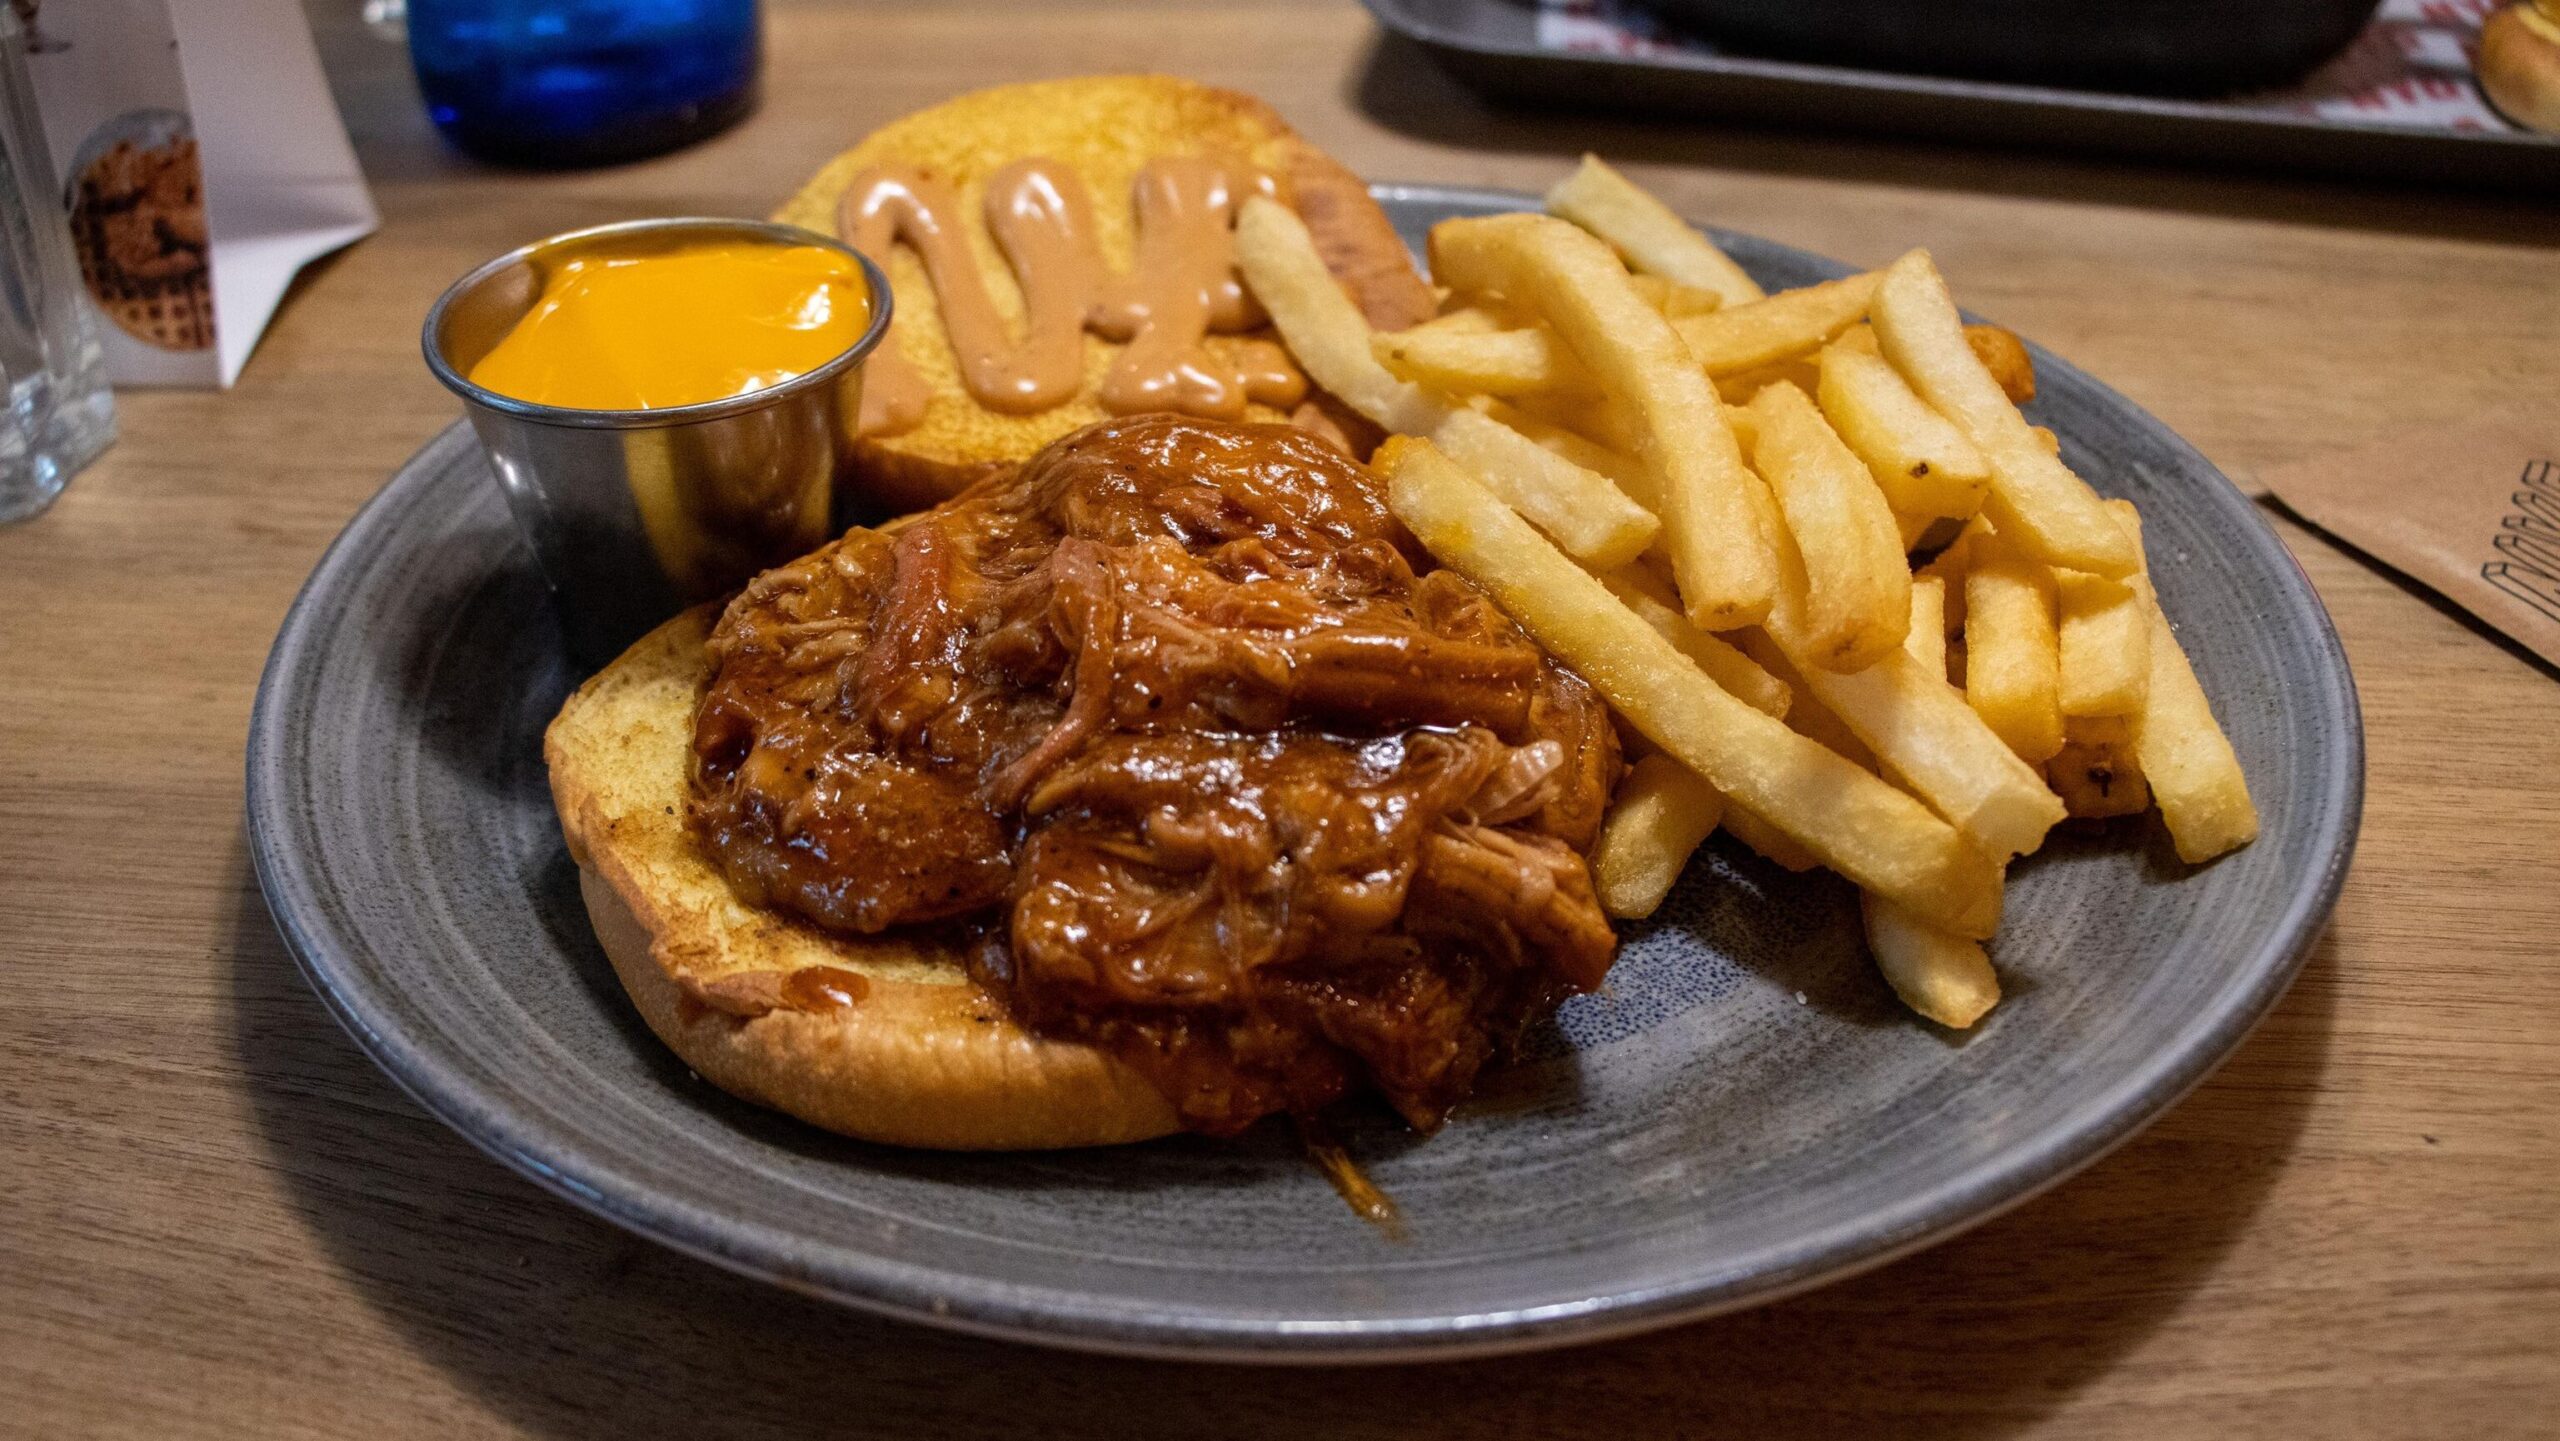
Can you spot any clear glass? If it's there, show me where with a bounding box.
[0,7,114,523]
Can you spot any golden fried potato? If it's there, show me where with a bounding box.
[1380,435,2004,937]
[2046,714,2151,820]
[1746,381,1911,672]
[1863,893,2000,1029]
[1543,153,1764,305]
[1237,198,1658,568]
[2111,500,2257,862]
[1961,523,2067,764]
[1595,754,1727,919]
[1872,250,2136,578]
[1817,340,1991,519]
[1432,212,1779,628]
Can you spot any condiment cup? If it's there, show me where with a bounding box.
[424,217,892,664]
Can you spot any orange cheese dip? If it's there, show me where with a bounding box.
[468,239,872,411]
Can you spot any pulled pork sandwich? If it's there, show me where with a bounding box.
[550,415,1622,1147]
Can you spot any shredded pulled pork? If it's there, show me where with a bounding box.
[690,415,1621,1134]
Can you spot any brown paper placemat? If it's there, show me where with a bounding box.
[2255,410,2560,672]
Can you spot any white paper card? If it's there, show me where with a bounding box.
[25,0,378,387]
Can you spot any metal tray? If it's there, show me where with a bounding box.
[1363,0,2560,191]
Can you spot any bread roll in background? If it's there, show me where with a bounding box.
[2479,1,2560,135]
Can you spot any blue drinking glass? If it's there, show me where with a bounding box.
[407,0,761,167]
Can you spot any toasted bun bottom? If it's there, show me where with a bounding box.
[2481,4,2560,135]
[548,607,1181,1150]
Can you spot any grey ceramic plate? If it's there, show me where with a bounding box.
[247,186,2361,1362]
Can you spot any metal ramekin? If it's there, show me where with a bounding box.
[424,216,893,664]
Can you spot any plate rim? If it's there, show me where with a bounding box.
[247,183,2364,1362]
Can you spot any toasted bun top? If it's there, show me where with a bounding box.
[773,75,1433,508]
[546,607,1181,1150]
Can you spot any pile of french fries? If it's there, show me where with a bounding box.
[1236,156,2257,1029]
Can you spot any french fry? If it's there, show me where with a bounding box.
[1966,324,2037,405]
[1236,197,1421,424]
[1862,892,2000,1029]
[1962,523,2067,764]
[1896,510,1938,553]
[1595,754,1727,918]
[1497,377,1653,457]
[1407,305,1507,337]
[1542,153,1764,305]
[1731,442,2060,857]
[1737,632,1878,771]
[1907,574,1948,679]
[1372,323,1591,397]
[1430,410,1660,569]
[1431,212,1777,628]
[1838,322,2034,404]
[1598,566,1792,717]
[1731,454,2060,858]
[1721,396,1760,455]
[1380,435,2003,937]
[1871,250,2138,578]
[2111,499,2258,862]
[1483,398,1648,492]
[2055,567,2150,717]
[1497,400,1623,468]
[1908,513,1966,553]
[1763,586,2064,860]
[1495,394,1648,478]
[1817,340,1992,518]
[1918,525,1971,635]
[1236,197,1659,568]
[2046,714,2150,820]
[1670,273,1879,375]
[1626,273,1727,319]
[1746,381,1910,671]
[1725,803,1822,871]
[1712,356,1827,408]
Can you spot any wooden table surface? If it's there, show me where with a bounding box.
[6,1,2557,1435]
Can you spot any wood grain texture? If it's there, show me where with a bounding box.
[3,1,2556,1435]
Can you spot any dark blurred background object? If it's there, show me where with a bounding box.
[1648,0,2383,95]
[1365,0,2560,191]
[406,0,760,166]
